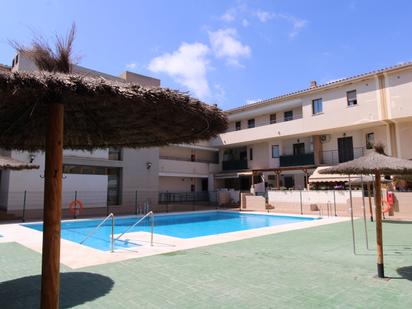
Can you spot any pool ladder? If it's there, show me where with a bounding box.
[115,211,154,247]
[80,213,115,252]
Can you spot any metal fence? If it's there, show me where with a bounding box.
[320,147,365,165]
[0,190,220,222]
[265,188,412,220]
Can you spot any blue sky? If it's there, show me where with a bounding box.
[1,0,412,110]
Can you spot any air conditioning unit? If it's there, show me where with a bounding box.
[320,135,331,143]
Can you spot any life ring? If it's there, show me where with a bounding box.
[69,199,84,214]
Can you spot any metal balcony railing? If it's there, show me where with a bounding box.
[222,160,248,171]
[320,147,365,165]
[158,191,211,204]
[279,153,315,167]
[159,155,218,164]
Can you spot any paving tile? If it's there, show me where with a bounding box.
[1,220,412,308]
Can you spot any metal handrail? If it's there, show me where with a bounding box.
[80,212,115,252]
[115,211,154,246]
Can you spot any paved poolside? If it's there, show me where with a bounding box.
[0,212,348,268]
[1,219,412,308]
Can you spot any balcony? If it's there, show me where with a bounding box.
[279,153,315,167]
[222,160,248,171]
[159,155,218,164]
[320,147,365,165]
[159,159,214,176]
[211,117,305,147]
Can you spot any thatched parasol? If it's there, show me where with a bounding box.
[320,145,412,278]
[0,155,39,170]
[1,27,227,308]
[0,72,227,151]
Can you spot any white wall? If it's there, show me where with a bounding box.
[386,69,412,120]
[268,190,362,205]
[122,148,159,192]
[248,142,269,170]
[159,176,204,192]
[396,122,412,159]
[213,76,385,147]
[7,151,110,193]
[64,149,108,159]
[159,159,210,175]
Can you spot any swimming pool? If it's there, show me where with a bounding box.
[24,211,317,251]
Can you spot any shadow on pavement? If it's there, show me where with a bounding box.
[384,220,412,225]
[397,266,412,281]
[0,272,114,308]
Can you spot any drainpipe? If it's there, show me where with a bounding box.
[377,73,398,157]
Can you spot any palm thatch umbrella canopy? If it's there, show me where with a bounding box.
[1,26,227,308]
[0,72,227,150]
[320,145,412,278]
[0,155,39,170]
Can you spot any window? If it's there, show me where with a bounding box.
[235,121,241,131]
[272,145,280,158]
[347,90,357,106]
[312,98,323,115]
[109,147,122,160]
[248,119,255,128]
[249,148,253,160]
[284,111,293,121]
[270,113,277,124]
[107,169,121,205]
[293,143,305,155]
[366,132,374,149]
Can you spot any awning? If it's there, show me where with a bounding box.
[0,155,39,170]
[215,171,253,179]
[309,166,362,183]
[237,171,253,176]
[159,172,209,178]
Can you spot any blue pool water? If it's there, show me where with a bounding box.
[23,211,317,251]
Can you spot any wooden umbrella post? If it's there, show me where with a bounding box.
[40,103,64,309]
[374,172,384,278]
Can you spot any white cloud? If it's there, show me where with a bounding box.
[213,83,226,104]
[220,4,247,23]
[254,10,274,23]
[208,28,251,67]
[246,99,263,105]
[221,9,236,22]
[148,42,211,99]
[253,10,308,38]
[287,16,308,38]
[126,62,138,69]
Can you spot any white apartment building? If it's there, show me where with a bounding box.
[2,55,412,216]
[211,62,412,192]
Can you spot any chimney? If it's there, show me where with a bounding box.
[310,80,318,89]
